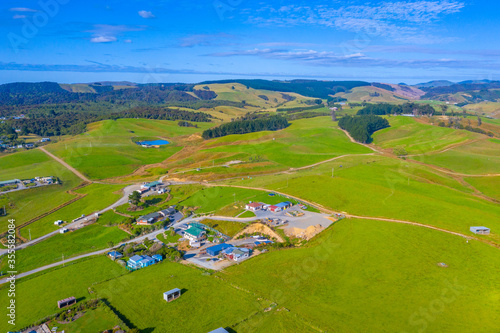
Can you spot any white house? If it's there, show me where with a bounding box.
[245,202,264,211]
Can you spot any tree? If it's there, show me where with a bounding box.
[129,191,141,205]
[331,110,337,121]
[477,116,482,126]
[393,146,408,157]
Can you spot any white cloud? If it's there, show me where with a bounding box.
[124,39,133,43]
[246,1,465,44]
[9,7,38,12]
[179,33,235,47]
[13,15,27,19]
[138,10,155,19]
[90,36,117,43]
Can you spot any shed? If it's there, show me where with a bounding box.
[268,205,281,212]
[54,220,64,225]
[208,328,229,333]
[60,228,69,234]
[57,296,76,308]
[152,254,163,262]
[470,226,490,235]
[108,251,123,260]
[206,243,232,256]
[163,288,181,302]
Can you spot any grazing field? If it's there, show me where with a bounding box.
[223,155,500,242]
[160,117,372,181]
[333,86,410,103]
[19,183,124,239]
[0,149,82,232]
[47,306,123,333]
[221,218,500,333]
[372,116,480,154]
[231,310,318,333]
[201,219,248,237]
[94,261,267,333]
[412,138,500,174]
[45,118,213,180]
[0,256,127,332]
[1,224,128,273]
[465,176,500,201]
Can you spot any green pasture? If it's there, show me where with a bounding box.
[465,176,500,201]
[221,218,500,332]
[0,256,127,332]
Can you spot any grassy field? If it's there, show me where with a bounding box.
[201,219,248,237]
[47,305,123,333]
[0,224,128,273]
[412,138,500,174]
[221,218,500,332]
[372,116,480,154]
[45,118,213,180]
[464,176,500,201]
[0,149,82,232]
[222,154,500,242]
[94,261,267,333]
[333,86,410,103]
[19,183,124,239]
[161,117,372,181]
[0,256,127,332]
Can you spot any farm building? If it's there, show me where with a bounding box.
[57,296,76,308]
[184,226,206,241]
[470,226,490,235]
[141,181,162,190]
[222,247,251,261]
[159,207,177,217]
[108,251,123,260]
[163,288,181,302]
[127,255,156,270]
[137,212,162,225]
[268,205,281,212]
[276,201,293,210]
[0,179,19,187]
[40,137,51,142]
[245,202,264,211]
[54,220,64,226]
[152,254,163,262]
[206,243,232,256]
[59,228,69,234]
[208,329,229,333]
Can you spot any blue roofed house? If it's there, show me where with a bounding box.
[152,254,163,262]
[206,243,233,256]
[127,255,156,269]
[107,251,123,260]
[275,201,293,210]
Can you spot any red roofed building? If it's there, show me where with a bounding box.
[268,205,281,212]
[245,202,264,211]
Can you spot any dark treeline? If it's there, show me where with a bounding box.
[277,104,324,113]
[357,102,436,116]
[12,107,213,137]
[371,83,395,91]
[0,82,219,106]
[338,115,390,143]
[202,114,289,139]
[421,81,500,99]
[164,99,252,110]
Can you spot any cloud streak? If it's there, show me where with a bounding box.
[86,24,147,43]
[138,10,155,19]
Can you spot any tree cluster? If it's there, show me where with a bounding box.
[202,114,289,139]
[338,115,390,143]
[357,102,436,116]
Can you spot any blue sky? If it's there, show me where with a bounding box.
[0,0,499,84]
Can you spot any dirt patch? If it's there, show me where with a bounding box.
[284,224,325,240]
[233,222,285,242]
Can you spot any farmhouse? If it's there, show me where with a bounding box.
[57,296,76,309]
[470,226,490,235]
[206,243,232,256]
[127,255,156,270]
[137,212,162,225]
[108,251,123,260]
[40,137,51,142]
[222,247,251,261]
[163,288,181,302]
[184,226,206,241]
[160,207,177,217]
[245,202,264,211]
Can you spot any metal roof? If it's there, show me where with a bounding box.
[206,243,232,253]
[0,179,19,185]
[185,226,205,237]
[164,288,181,295]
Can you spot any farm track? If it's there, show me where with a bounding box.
[38,147,92,183]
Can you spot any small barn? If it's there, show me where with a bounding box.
[245,202,264,211]
[470,226,490,235]
[163,288,181,302]
[57,296,76,308]
[208,328,229,333]
[268,205,281,212]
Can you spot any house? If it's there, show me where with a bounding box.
[40,137,51,142]
[159,207,176,218]
[163,288,181,302]
[223,247,250,261]
[25,143,34,149]
[268,205,281,212]
[141,181,162,190]
[152,254,163,262]
[206,243,232,256]
[108,251,123,260]
[60,228,69,234]
[136,212,162,225]
[189,240,201,248]
[127,255,156,269]
[245,202,264,211]
[470,226,490,235]
[57,296,76,309]
[184,226,206,241]
[54,220,64,226]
